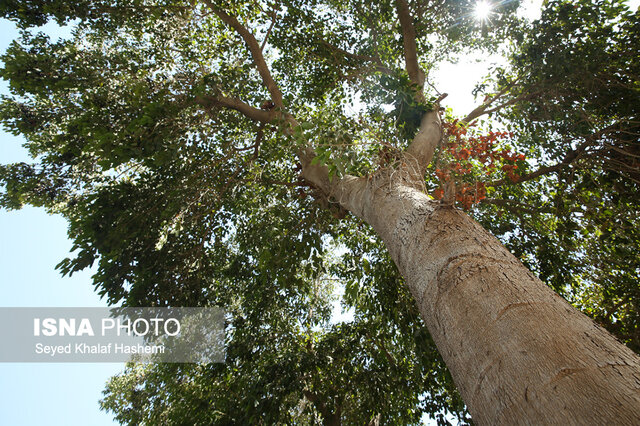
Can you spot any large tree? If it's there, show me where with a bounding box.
[1,0,639,424]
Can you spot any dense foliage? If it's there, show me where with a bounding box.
[0,0,638,424]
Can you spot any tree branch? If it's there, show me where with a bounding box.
[195,94,274,123]
[476,94,531,119]
[204,1,284,108]
[260,9,277,51]
[480,198,557,215]
[303,389,341,426]
[490,139,592,187]
[318,40,395,75]
[462,81,518,123]
[367,332,398,370]
[297,145,335,193]
[462,87,544,125]
[404,94,447,180]
[395,0,424,95]
[198,5,364,217]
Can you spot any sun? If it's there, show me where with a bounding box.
[474,1,493,21]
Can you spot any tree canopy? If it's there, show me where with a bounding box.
[1,0,639,424]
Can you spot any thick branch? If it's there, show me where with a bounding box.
[286,114,368,216]
[296,143,369,220]
[395,0,424,93]
[204,1,284,108]
[195,94,274,123]
[404,95,446,180]
[298,146,333,194]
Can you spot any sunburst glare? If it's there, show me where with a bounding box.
[474,1,494,21]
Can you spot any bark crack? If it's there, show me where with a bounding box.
[431,253,511,306]
[548,367,587,385]
[494,301,544,322]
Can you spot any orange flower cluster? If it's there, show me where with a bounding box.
[432,176,488,209]
[457,182,487,209]
[432,120,526,209]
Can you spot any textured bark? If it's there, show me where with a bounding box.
[339,180,640,425]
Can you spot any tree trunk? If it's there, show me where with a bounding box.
[347,180,640,424]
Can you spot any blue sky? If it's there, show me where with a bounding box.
[0,19,120,426]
